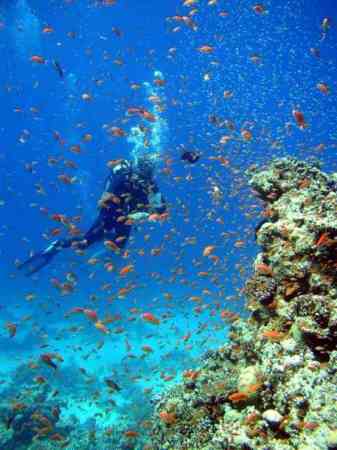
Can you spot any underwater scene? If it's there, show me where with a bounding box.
[0,0,337,449]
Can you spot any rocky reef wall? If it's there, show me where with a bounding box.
[149,158,337,450]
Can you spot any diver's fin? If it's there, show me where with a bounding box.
[19,241,61,276]
[19,252,52,276]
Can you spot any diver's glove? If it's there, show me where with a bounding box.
[127,212,149,222]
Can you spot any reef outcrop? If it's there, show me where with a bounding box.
[149,158,337,450]
[0,382,69,450]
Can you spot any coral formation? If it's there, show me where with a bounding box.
[149,158,337,450]
[0,383,69,450]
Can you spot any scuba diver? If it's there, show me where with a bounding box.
[19,157,166,276]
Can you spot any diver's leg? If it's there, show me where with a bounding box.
[80,216,106,247]
[19,213,109,276]
[90,226,131,262]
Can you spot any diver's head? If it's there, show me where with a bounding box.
[110,159,132,177]
[133,156,155,181]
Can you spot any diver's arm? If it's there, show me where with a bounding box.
[127,211,150,221]
[127,192,166,222]
[127,179,166,222]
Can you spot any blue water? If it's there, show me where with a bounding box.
[0,0,336,448]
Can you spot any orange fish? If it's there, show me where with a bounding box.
[141,345,154,353]
[104,240,120,252]
[118,287,130,297]
[316,232,333,247]
[198,271,209,277]
[110,127,126,137]
[31,55,45,64]
[228,391,249,403]
[159,411,177,424]
[94,321,110,334]
[119,264,134,276]
[209,254,220,264]
[83,309,98,322]
[60,282,74,295]
[234,240,245,248]
[42,26,54,34]
[183,0,198,5]
[127,107,144,116]
[241,129,252,141]
[142,312,160,325]
[40,353,58,370]
[261,330,285,341]
[70,144,81,154]
[127,107,156,122]
[148,212,169,222]
[198,45,214,53]
[49,434,65,442]
[50,228,61,237]
[316,82,330,94]
[183,370,200,380]
[82,133,93,142]
[245,411,260,425]
[58,174,76,184]
[106,159,124,168]
[220,310,239,322]
[124,430,139,438]
[104,262,114,272]
[203,245,215,257]
[189,296,202,302]
[252,4,266,14]
[12,402,27,412]
[153,78,166,86]
[209,155,230,165]
[70,307,84,314]
[292,109,308,129]
[182,332,191,341]
[302,422,319,430]
[141,110,156,122]
[255,263,273,276]
[35,375,47,384]
[5,322,17,338]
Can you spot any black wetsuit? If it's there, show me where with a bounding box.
[20,161,166,275]
[73,161,166,248]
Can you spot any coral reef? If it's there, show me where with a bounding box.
[0,355,157,449]
[148,158,337,450]
[0,363,153,450]
[0,383,70,450]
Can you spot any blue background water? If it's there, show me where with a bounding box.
[0,0,336,447]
